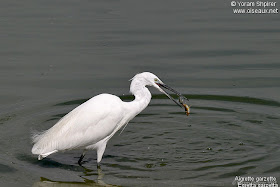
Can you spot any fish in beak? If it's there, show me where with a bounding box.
[179,95,190,116]
[157,83,190,116]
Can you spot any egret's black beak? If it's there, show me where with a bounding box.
[157,83,188,108]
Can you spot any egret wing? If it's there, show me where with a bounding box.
[32,94,125,154]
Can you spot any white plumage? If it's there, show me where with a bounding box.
[31,72,185,166]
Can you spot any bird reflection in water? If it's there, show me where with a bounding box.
[32,167,120,187]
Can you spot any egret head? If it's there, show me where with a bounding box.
[131,72,189,111]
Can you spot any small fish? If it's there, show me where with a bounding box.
[179,95,190,116]
[183,104,190,116]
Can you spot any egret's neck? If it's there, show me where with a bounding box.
[125,78,152,117]
[132,86,151,108]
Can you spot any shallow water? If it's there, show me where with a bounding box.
[0,0,280,186]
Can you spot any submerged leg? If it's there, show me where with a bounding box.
[78,150,86,165]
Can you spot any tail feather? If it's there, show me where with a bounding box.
[38,150,58,160]
[31,130,48,144]
[31,129,58,157]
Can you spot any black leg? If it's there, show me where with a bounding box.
[78,152,86,165]
[97,163,101,169]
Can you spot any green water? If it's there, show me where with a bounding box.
[0,0,279,186]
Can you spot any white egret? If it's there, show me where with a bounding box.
[31,72,189,167]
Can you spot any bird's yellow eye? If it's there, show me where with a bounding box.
[154,78,158,82]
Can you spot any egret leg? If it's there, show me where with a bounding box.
[78,150,86,165]
[96,142,107,168]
